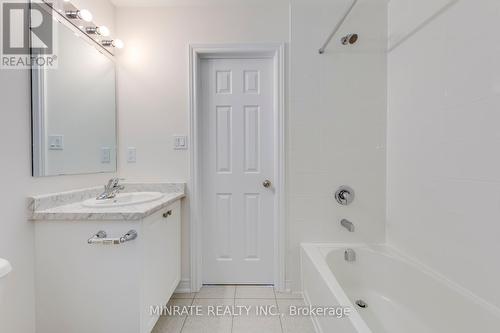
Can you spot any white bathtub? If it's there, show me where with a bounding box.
[301,243,500,333]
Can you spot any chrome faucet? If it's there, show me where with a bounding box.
[344,249,356,262]
[340,219,355,232]
[97,178,125,200]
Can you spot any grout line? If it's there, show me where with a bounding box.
[234,298,278,300]
[230,300,235,333]
[179,297,195,333]
[232,284,236,333]
[232,285,236,332]
[275,292,285,333]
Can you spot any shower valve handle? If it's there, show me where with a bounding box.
[335,186,355,205]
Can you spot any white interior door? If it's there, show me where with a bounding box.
[201,57,275,284]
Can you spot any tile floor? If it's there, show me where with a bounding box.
[152,285,316,333]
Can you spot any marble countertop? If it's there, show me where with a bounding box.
[29,182,185,221]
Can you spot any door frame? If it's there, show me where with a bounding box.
[188,43,286,292]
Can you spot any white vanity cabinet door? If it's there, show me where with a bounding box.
[141,200,181,333]
[35,220,142,333]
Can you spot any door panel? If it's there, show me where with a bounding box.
[201,58,274,284]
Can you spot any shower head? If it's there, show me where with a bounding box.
[341,34,358,45]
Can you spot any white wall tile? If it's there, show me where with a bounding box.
[388,0,500,308]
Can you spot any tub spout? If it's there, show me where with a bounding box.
[344,249,356,262]
[341,219,355,232]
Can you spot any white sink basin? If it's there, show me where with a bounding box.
[82,192,164,208]
[0,258,12,279]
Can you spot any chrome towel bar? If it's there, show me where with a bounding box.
[87,230,138,245]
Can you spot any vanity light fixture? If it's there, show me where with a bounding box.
[65,9,93,22]
[85,26,110,37]
[102,39,124,49]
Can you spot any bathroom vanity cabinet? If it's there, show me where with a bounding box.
[34,200,181,333]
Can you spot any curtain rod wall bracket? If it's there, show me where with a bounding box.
[318,0,358,55]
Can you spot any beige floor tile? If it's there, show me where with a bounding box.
[172,292,196,300]
[195,285,236,299]
[235,285,276,299]
[277,299,315,333]
[152,299,192,333]
[276,299,306,311]
[274,290,303,300]
[191,298,235,315]
[232,299,283,333]
[181,299,234,333]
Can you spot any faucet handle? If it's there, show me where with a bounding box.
[106,177,125,189]
[105,178,117,189]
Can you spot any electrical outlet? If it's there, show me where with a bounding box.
[48,135,64,150]
[101,147,111,163]
[127,147,137,163]
[173,136,188,150]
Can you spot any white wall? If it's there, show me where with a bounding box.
[116,0,387,292]
[115,3,290,287]
[0,1,115,332]
[287,0,387,290]
[388,0,500,309]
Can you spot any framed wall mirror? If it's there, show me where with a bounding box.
[31,6,117,177]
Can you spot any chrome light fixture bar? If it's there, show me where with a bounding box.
[85,26,110,37]
[101,39,124,49]
[65,9,93,22]
[61,1,124,51]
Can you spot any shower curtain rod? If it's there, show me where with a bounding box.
[318,0,358,54]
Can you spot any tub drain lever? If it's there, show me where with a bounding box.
[355,299,368,308]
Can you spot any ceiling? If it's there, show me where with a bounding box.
[110,0,289,7]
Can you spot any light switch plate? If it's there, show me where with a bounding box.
[127,147,137,163]
[101,147,111,163]
[173,136,188,150]
[48,135,64,150]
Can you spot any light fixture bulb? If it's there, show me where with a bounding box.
[96,26,110,37]
[112,39,124,49]
[78,9,93,22]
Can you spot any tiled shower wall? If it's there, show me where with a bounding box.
[388,0,500,308]
[287,0,387,290]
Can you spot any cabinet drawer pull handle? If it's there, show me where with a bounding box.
[163,210,173,218]
[87,230,138,245]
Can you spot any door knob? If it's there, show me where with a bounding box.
[263,180,272,188]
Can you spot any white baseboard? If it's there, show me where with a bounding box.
[279,279,303,298]
[174,279,301,295]
[174,279,191,293]
[284,279,293,292]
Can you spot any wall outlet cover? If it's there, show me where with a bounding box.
[127,147,137,163]
[101,147,111,163]
[48,135,64,150]
[174,136,188,150]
